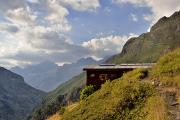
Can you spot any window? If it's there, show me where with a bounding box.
[90,74,95,77]
[99,74,108,81]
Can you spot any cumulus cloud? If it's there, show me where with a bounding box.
[0,24,19,33]
[0,0,25,11]
[114,0,180,24]
[0,33,130,67]
[6,7,37,26]
[113,0,146,6]
[59,0,100,12]
[82,35,133,59]
[29,31,72,50]
[32,0,72,32]
[27,0,39,3]
[0,0,72,67]
[0,0,135,68]
[143,14,153,21]
[0,33,20,59]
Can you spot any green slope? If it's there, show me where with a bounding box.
[62,49,180,120]
[28,73,86,120]
[107,11,180,64]
[44,72,86,103]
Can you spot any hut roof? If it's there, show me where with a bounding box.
[83,63,156,70]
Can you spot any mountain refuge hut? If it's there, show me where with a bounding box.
[83,63,155,89]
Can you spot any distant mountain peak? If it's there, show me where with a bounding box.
[12,57,101,92]
[0,66,24,81]
[76,57,97,64]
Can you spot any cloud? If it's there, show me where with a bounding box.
[143,14,153,21]
[82,35,131,58]
[43,0,69,22]
[0,33,20,59]
[0,33,131,67]
[0,0,25,11]
[0,0,134,68]
[33,0,72,32]
[0,0,73,67]
[114,0,180,24]
[59,0,100,12]
[0,59,19,68]
[6,7,37,26]
[0,24,19,33]
[29,30,72,50]
[130,13,138,22]
[113,0,146,6]
[27,0,39,3]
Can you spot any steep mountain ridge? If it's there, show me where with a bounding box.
[0,67,45,120]
[107,10,180,63]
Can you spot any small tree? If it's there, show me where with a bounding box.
[59,106,65,115]
[80,85,95,100]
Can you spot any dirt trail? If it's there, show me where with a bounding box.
[158,86,180,120]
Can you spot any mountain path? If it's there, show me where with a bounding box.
[158,86,180,120]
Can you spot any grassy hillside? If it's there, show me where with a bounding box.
[61,48,180,120]
[152,48,180,86]
[107,11,180,64]
[28,73,86,120]
[62,73,165,120]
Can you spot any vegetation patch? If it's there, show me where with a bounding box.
[80,85,96,100]
[62,77,157,120]
[153,48,180,76]
[121,68,149,81]
[28,73,86,120]
[152,48,180,86]
[143,95,169,120]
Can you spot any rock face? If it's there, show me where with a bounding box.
[107,11,180,64]
[0,67,45,120]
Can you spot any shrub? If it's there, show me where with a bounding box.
[152,48,180,86]
[80,85,95,100]
[63,77,156,120]
[153,48,180,76]
[59,107,65,115]
[121,68,148,81]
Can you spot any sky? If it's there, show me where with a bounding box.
[0,0,180,68]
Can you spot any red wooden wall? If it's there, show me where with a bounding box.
[85,68,133,89]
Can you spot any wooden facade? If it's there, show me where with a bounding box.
[83,63,155,89]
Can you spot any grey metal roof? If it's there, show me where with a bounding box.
[83,63,156,70]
